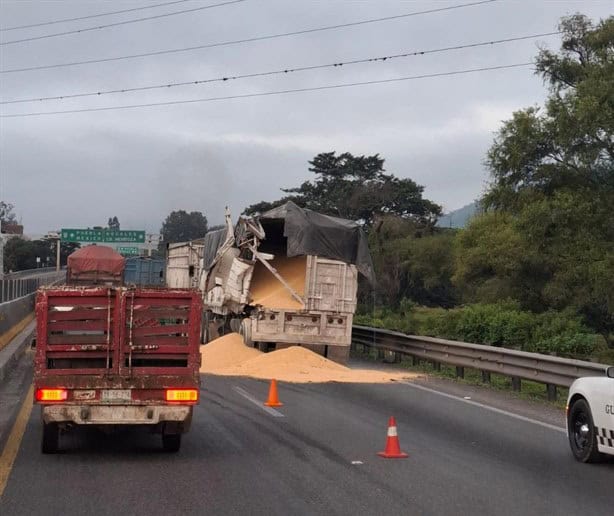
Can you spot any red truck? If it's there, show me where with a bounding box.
[34,285,202,453]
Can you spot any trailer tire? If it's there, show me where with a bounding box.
[162,433,182,452]
[239,319,253,348]
[229,318,242,333]
[568,398,602,463]
[41,423,59,454]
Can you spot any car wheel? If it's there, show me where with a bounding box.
[568,398,602,463]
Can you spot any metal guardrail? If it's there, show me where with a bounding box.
[4,267,65,280]
[0,271,66,303]
[352,325,609,393]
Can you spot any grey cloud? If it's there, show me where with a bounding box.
[1,0,611,234]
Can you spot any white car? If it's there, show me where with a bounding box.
[567,366,614,462]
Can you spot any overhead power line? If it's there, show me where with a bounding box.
[0,0,499,72]
[1,32,557,105]
[0,0,247,46]
[0,0,191,32]
[0,62,533,118]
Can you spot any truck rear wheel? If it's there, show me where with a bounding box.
[239,318,253,348]
[162,433,182,452]
[41,422,59,454]
[568,398,602,463]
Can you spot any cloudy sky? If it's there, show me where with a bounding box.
[0,0,612,235]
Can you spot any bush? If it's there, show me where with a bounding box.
[531,310,588,342]
[358,302,598,358]
[526,334,597,357]
[594,348,614,365]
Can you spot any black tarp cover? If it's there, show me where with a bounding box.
[259,202,375,284]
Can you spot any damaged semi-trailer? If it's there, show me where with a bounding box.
[194,202,375,363]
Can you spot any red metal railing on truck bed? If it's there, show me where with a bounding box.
[35,287,202,378]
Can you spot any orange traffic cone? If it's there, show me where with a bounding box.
[264,379,283,407]
[377,416,409,458]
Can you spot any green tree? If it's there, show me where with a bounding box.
[107,216,120,230]
[484,14,613,212]
[3,238,79,272]
[160,210,208,247]
[462,14,614,341]
[0,201,17,224]
[368,215,458,308]
[3,237,62,271]
[59,241,81,266]
[244,152,441,226]
[453,212,547,310]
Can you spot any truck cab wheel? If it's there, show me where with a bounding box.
[162,433,182,452]
[568,398,602,463]
[41,423,59,454]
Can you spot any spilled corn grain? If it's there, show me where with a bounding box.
[201,332,416,383]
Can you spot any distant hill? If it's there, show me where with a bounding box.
[437,201,481,229]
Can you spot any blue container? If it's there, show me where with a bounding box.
[124,257,165,286]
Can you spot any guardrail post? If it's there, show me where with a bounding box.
[377,348,385,360]
[455,366,464,379]
[511,377,521,392]
[481,371,491,383]
[546,384,557,402]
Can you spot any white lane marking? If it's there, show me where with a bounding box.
[401,381,566,434]
[351,461,363,465]
[233,386,285,418]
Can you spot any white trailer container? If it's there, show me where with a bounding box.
[166,240,204,289]
[244,254,358,359]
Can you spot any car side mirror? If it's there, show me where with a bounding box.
[607,366,614,379]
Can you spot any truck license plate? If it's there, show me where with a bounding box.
[101,389,131,402]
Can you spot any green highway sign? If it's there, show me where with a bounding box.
[61,228,146,243]
[117,247,140,255]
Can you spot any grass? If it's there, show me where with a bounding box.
[351,345,569,410]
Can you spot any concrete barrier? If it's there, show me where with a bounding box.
[0,294,36,383]
[0,319,35,384]
[0,293,35,339]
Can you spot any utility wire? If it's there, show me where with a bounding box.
[0,0,191,32]
[0,0,247,46]
[0,0,499,72]
[1,32,556,105]
[1,62,533,118]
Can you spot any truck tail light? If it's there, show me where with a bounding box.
[165,389,198,402]
[36,388,68,401]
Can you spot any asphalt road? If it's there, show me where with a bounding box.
[1,367,613,515]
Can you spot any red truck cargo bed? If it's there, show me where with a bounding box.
[33,286,203,453]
